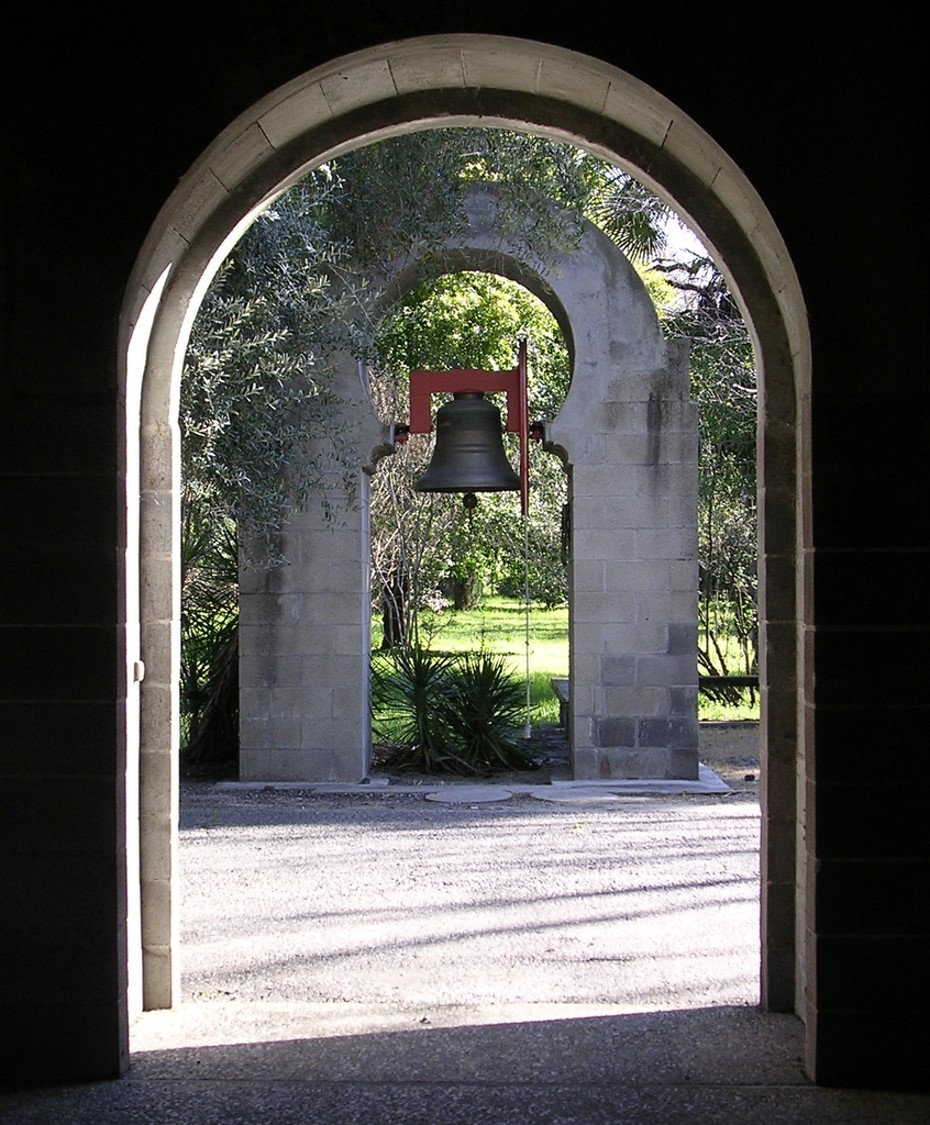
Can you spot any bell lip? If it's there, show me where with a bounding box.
[413,481,520,493]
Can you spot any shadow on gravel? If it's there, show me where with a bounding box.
[179,783,759,832]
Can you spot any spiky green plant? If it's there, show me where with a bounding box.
[372,645,538,776]
[371,646,460,773]
[438,651,537,775]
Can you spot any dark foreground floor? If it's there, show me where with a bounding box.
[4,1003,930,1124]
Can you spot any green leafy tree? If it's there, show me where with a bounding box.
[659,255,758,694]
[181,174,369,562]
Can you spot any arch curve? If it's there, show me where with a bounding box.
[125,34,806,1023]
[376,245,576,365]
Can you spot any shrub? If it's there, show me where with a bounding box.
[371,646,458,773]
[371,645,537,776]
[437,651,537,774]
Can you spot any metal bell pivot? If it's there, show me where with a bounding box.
[414,393,520,494]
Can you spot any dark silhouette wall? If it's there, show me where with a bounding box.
[1,5,925,1090]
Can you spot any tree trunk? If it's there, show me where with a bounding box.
[448,574,483,611]
[380,572,409,648]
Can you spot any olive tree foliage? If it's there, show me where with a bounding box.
[182,174,364,565]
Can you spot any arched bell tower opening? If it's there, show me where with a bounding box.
[237,182,701,787]
[123,35,807,1040]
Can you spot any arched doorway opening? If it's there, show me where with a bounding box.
[122,34,807,1024]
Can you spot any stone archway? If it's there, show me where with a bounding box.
[238,183,699,785]
[123,35,807,1023]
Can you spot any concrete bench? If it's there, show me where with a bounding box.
[550,678,570,729]
[550,675,758,729]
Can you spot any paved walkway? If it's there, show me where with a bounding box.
[8,1002,928,1123]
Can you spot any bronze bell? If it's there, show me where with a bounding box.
[415,392,520,494]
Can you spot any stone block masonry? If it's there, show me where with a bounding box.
[239,187,698,782]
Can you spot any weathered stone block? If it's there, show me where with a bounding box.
[584,746,698,780]
[240,653,299,689]
[570,747,600,777]
[669,685,699,716]
[601,656,636,685]
[668,621,698,654]
[596,716,635,747]
[332,742,369,782]
[634,528,695,560]
[266,747,332,782]
[637,715,698,749]
[270,686,314,719]
[238,684,271,720]
[668,559,699,591]
[269,716,302,748]
[571,558,606,592]
[573,591,618,623]
[604,685,667,716]
[602,560,670,592]
[637,653,696,686]
[598,622,667,653]
[238,747,271,781]
[665,747,700,779]
[238,715,270,747]
[331,684,364,717]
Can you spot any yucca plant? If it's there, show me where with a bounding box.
[371,646,463,773]
[372,645,538,776]
[439,651,537,775]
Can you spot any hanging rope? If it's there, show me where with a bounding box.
[523,499,532,739]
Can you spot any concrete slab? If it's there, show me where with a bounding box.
[424,786,514,803]
[215,760,731,800]
[549,762,731,795]
[531,788,643,803]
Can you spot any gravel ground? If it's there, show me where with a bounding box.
[178,724,762,1013]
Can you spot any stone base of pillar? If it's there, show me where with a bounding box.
[571,745,699,781]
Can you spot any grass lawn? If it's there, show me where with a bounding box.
[373,596,759,725]
[696,690,760,722]
[429,596,568,725]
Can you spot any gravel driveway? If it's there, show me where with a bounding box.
[178,725,761,1014]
